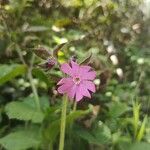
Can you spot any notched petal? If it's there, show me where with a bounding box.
[61,63,73,76]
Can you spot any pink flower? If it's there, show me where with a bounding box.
[57,61,96,101]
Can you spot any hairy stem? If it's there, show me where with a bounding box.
[28,54,41,111]
[28,69,41,111]
[59,95,68,150]
[73,101,77,112]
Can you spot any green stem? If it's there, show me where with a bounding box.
[59,95,68,150]
[73,101,77,112]
[28,54,41,111]
[48,143,53,150]
[28,69,41,111]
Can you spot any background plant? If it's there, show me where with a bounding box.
[0,0,149,150]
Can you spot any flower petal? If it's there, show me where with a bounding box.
[74,85,84,101]
[57,79,74,94]
[75,90,83,102]
[70,61,80,76]
[80,65,91,72]
[83,80,96,92]
[81,71,96,80]
[57,77,72,85]
[79,83,91,98]
[60,63,73,76]
[67,84,77,100]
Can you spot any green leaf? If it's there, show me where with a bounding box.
[67,109,90,125]
[76,123,111,145]
[119,142,150,150]
[92,123,111,144]
[32,68,51,87]
[43,109,90,145]
[75,128,97,143]
[108,102,129,118]
[136,115,147,141]
[5,97,44,123]
[133,101,141,137]
[0,128,41,150]
[0,64,27,85]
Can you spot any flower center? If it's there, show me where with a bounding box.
[73,77,81,84]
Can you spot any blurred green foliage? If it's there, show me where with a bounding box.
[0,0,150,150]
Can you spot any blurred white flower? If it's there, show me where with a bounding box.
[94,79,100,85]
[52,25,65,32]
[121,27,129,33]
[107,45,116,53]
[137,58,144,64]
[105,92,112,97]
[116,68,123,78]
[110,55,118,65]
